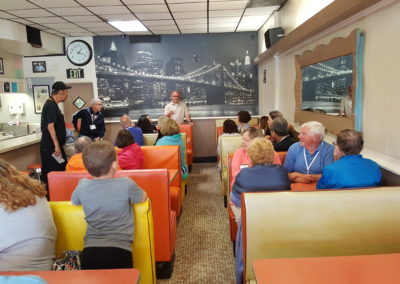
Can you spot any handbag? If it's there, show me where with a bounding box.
[53,250,82,271]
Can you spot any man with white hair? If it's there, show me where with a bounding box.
[283,121,334,183]
[72,98,105,141]
[118,115,144,146]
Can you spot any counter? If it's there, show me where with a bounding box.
[0,133,41,154]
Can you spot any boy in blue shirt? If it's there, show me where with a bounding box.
[71,141,147,269]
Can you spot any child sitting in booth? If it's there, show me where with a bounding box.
[71,141,147,269]
[115,129,144,170]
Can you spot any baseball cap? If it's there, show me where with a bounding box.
[52,81,72,93]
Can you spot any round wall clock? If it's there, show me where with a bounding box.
[66,40,93,66]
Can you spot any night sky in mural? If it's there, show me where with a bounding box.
[93,32,258,118]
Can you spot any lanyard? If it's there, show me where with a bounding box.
[87,108,98,124]
[303,142,323,174]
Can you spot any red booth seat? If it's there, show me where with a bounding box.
[178,124,193,168]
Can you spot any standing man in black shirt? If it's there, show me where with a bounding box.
[40,81,71,184]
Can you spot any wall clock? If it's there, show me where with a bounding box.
[66,40,93,66]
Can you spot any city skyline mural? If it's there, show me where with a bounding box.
[93,32,258,119]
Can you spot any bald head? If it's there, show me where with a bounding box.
[120,115,132,128]
[74,136,93,153]
[336,129,363,155]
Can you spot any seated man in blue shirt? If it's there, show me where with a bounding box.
[283,121,334,183]
[317,129,381,189]
[118,115,144,146]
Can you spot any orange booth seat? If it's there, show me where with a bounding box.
[141,146,183,216]
[178,124,193,171]
[47,169,177,278]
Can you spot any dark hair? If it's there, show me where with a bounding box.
[83,141,116,177]
[237,110,251,123]
[336,129,363,155]
[137,114,155,133]
[269,110,283,120]
[223,119,239,134]
[270,117,289,136]
[259,116,269,129]
[116,129,135,148]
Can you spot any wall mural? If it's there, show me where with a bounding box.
[93,32,258,119]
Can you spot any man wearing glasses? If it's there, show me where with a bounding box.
[72,98,105,141]
[164,90,192,125]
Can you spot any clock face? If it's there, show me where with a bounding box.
[67,40,93,66]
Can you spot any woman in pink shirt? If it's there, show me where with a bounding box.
[230,127,282,189]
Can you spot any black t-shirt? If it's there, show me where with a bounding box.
[40,98,66,149]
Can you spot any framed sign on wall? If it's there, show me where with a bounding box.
[33,85,50,113]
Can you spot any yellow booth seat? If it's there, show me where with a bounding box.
[220,135,242,207]
[143,133,158,146]
[49,200,156,284]
[242,187,400,284]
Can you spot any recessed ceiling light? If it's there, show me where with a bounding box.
[108,20,147,32]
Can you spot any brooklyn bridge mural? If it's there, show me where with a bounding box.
[93,32,258,118]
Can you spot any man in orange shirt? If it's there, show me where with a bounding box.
[66,136,92,171]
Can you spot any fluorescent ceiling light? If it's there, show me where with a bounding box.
[108,20,147,32]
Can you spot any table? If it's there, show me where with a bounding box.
[0,268,140,284]
[168,169,178,184]
[252,253,400,284]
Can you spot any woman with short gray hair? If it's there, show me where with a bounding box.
[72,98,105,141]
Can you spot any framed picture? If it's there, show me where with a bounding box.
[0,58,4,74]
[33,85,50,113]
[32,61,46,73]
[73,97,86,109]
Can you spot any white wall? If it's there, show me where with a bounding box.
[256,1,400,168]
[23,37,98,96]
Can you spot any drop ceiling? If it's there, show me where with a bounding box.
[0,0,286,38]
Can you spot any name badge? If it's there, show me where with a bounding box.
[90,124,96,130]
[239,164,248,170]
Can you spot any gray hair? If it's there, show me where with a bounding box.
[301,121,325,140]
[270,117,289,136]
[120,115,132,128]
[90,98,103,107]
[74,136,93,153]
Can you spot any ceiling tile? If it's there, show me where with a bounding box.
[100,14,137,21]
[177,23,206,30]
[122,0,165,4]
[29,0,80,8]
[26,17,67,24]
[43,29,59,34]
[209,27,236,33]
[180,28,207,34]
[28,24,48,30]
[209,9,243,17]
[167,0,206,3]
[44,22,81,29]
[12,18,35,25]
[154,30,180,35]
[244,6,280,16]
[95,31,123,35]
[175,18,207,25]
[0,11,16,19]
[142,20,175,26]
[0,0,37,10]
[148,25,179,31]
[209,0,247,10]
[86,27,119,32]
[173,11,206,19]
[169,3,206,12]
[77,0,121,6]
[67,32,97,36]
[9,9,53,18]
[124,31,152,35]
[77,21,112,28]
[209,22,238,28]
[209,16,240,24]
[87,6,130,15]
[134,13,172,20]
[63,15,100,23]
[128,4,169,13]
[55,27,88,32]
[47,7,93,16]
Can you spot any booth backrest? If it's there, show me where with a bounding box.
[143,133,158,146]
[242,187,400,283]
[48,169,177,263]
[179,124,193,166]
[276,151,287,164]
[215,118,259,127]
[49,200,156,284]
[220,136,243,199]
